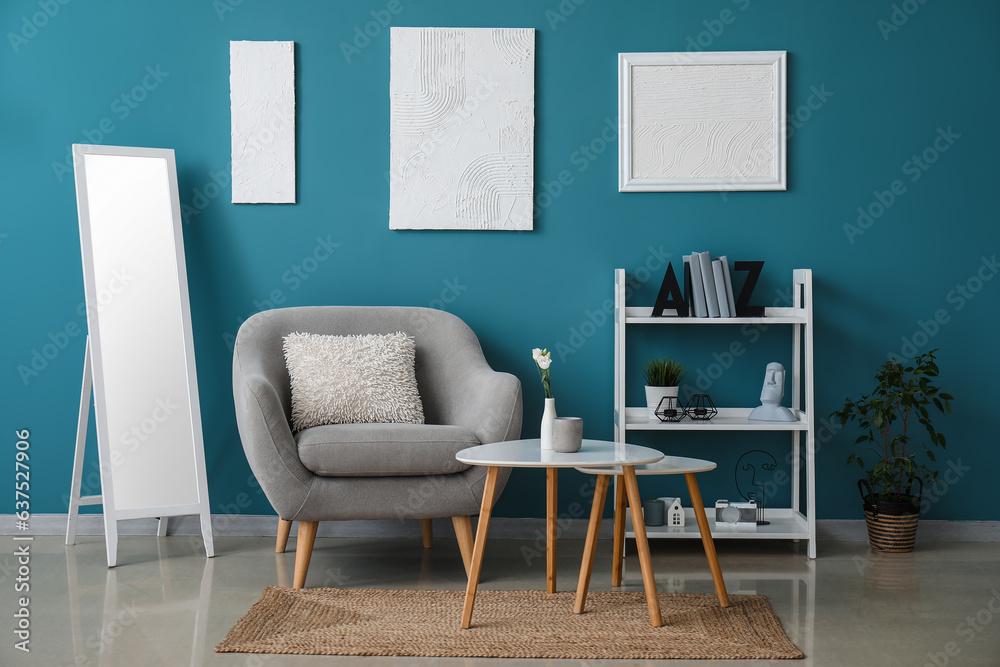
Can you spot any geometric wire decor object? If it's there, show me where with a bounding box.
[389,27,535,230]
[619,51,786,192]
[654,395,685,422]
[684,393,718,420]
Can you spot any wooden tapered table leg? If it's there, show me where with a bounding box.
[685,472,730,608]
[546,467,558,594]
[622,466,663,627]
[574,473,610,614]
[612,479,627,587]
[461,466,500,629]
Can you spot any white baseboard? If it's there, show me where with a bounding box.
[5,514,1000,542]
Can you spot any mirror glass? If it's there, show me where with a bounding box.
[81,153,200,511]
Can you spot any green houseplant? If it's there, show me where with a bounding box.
[642,356,686,419]
[832,349,953,552]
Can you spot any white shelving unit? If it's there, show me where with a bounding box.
[614,268,816,559]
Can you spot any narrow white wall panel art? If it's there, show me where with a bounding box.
[230,41,296,203]
[389,28,535,230]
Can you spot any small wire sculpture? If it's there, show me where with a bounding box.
[736,450,778,526]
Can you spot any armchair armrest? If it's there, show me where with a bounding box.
[445,365,523,445]
[233,343,314,519]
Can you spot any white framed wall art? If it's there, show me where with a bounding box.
[619,51,787,192]
[389,27,535,230]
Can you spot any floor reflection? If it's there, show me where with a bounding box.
[23,535,1000,666]
[62,537,214,667]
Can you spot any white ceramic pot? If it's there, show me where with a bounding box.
[645,385,679,420]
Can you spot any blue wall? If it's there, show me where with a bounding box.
[3,0,998,522]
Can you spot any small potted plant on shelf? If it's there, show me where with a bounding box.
[832,349,953,553]
[642,356,686,420]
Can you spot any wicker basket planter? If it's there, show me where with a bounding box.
[859,479,922,553]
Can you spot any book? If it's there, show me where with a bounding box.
[719,255,737,316]
[698,251,721,317]
[712,259,731,317]
[686,254,708,317]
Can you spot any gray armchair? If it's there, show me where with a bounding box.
[232,306,521,588]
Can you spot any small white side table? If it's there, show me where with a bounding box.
[574,455,730,613]
[455,439,663,628]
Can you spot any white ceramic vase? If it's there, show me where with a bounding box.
[540,397,556,450]
[645,385,679,420]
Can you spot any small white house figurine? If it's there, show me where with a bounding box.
[659,497,685,527]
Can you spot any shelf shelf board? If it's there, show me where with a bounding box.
[623,306,807,324]
[621,407,809,431]
[625,508,810,540]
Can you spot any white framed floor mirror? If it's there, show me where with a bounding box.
[68,144,214,566]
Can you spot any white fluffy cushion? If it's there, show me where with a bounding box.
[283,331,424,431]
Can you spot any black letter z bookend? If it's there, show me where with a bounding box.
[734,260,765,317]
[651,262,689,317]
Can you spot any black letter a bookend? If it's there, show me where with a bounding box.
[651,262,690,317]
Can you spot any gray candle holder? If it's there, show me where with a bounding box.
[551,417,583,453]
[642,498,665,526]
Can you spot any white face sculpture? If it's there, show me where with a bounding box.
[760,362,785,405]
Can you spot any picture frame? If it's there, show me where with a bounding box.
[619,50,787,192]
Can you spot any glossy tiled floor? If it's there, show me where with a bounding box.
[3,533,999,666]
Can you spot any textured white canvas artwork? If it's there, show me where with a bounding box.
[389,27,535,230]
[230,41,296,203]
[619,51,786,192]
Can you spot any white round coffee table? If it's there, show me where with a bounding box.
[455,439,664,629]
[574,456,730,614]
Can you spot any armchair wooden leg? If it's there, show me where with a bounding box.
[420,518,434,549]
[292,521,319,589]
[452,516,474,578]
[276,519,292,554]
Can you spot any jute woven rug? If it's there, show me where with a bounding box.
[216,586,803,660]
